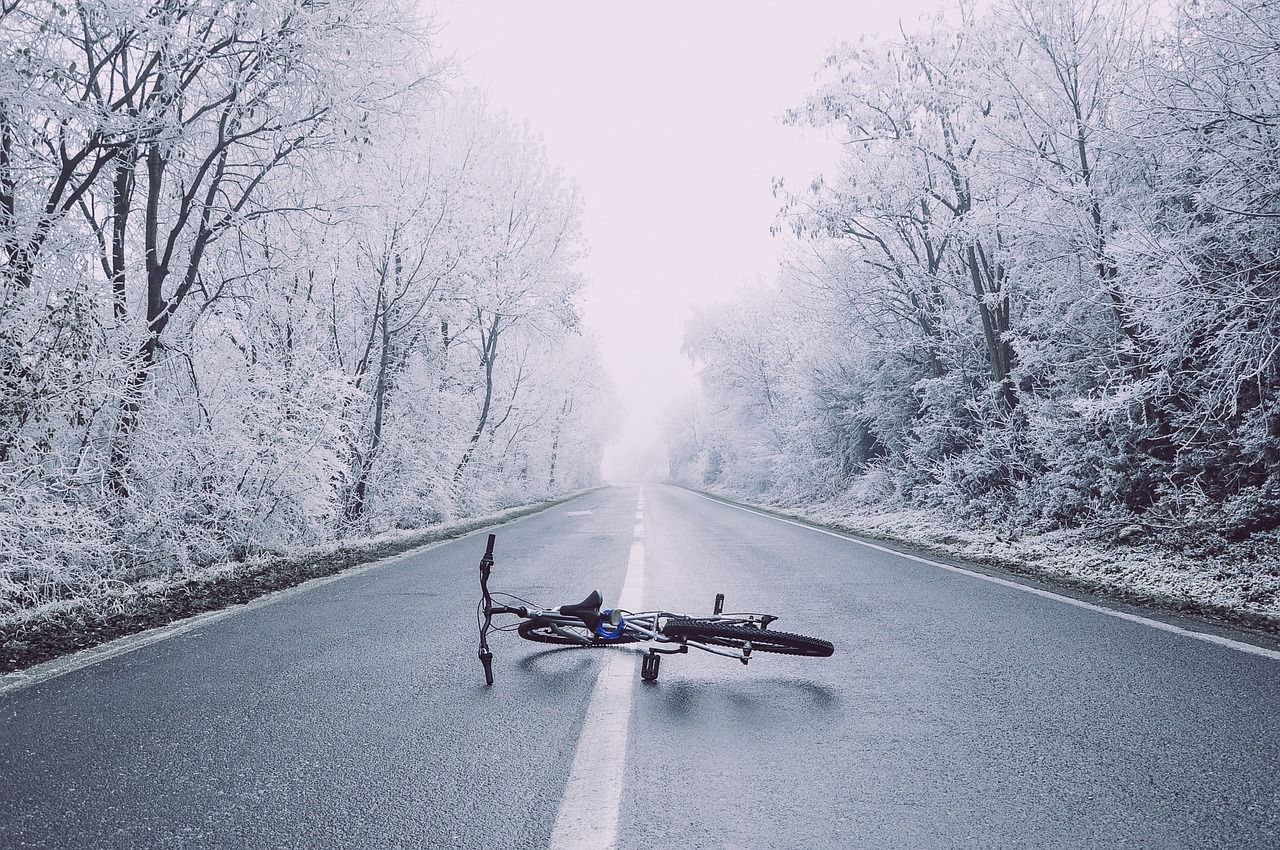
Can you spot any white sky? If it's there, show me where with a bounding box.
[431,0,939,479]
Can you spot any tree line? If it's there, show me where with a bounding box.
[669,0,1279,543]
[0,0,614,612]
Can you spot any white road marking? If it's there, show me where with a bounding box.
[549,494,645,850]
[567,510,594,517]
[689,490,1280,663]
[0,499,580,698]
[633,522,644,538]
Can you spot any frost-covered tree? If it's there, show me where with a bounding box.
[676,0,1280,541]
[0,4,613,613]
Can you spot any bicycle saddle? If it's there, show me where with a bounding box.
[559,590,603,630]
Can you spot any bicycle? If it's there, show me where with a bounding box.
[475,533,834,684]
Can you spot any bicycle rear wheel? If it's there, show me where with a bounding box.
[662,619,834,657]
[517,618,645,646]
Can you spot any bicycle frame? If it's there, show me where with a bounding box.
[511,608,778,660]
[477,532,788,684]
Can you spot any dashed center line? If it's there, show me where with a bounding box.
[548,490,645,850]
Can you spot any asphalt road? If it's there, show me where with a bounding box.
[2,484,1279,849]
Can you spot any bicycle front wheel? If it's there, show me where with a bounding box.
[517,618,645,646]
[662,619,834,657]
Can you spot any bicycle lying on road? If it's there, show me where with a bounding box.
[475,533,834,684]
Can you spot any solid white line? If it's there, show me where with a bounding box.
[0,499,582,698]
[549,497,645,850]
[687,490,1280,663]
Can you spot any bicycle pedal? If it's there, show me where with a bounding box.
[641,652,661,682]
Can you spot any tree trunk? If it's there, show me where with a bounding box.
[344,251,404,524]
[545,398,567,491]
[110,149,137,320]
[0,102,14,270]
[454,316,500,483]
[965,243,1017,410]
[345,319,393,524]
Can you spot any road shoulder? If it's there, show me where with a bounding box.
[1,489,601,681]
[678,485,1280,649]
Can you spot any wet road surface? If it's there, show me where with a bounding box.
[3,485,1279,848]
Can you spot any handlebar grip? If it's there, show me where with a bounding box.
[484,533,496,559]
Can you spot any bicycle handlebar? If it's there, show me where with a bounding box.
[478,533,497,685]
[478,534,529,685]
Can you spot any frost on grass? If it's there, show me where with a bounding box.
[695,486,1280,625]
[0,492,593,672]
[799,495,1280,623]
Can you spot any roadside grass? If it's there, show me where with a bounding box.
[0,489,599,674]
[684,486,1280,637]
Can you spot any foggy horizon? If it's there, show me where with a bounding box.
[434,0,942,481]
